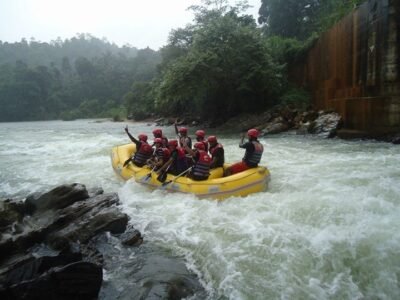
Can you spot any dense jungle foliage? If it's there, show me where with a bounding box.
[0,0,365,122]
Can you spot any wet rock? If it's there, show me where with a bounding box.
[0,184,114,299]
[45,192,127,247]
[80,242,104,266]
[0,252,82,287]
[48,207,129,246]
[168,277,200,300]
[121,229,143,246]
[301,110,319,123]
[1,183,205,300]
[391,135,400,144]
[88,187,104,197]
[0,192,125,260]
[129,253,206,300]
[0,199,25,228]
[261,117,290,135]
[308,112,342,138]
[296,121,311,135]
[0,261,102,300]
[25,183,89,214]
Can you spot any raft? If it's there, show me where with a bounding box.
[111,144,271,200]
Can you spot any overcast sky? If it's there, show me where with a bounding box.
[0,0,261,49]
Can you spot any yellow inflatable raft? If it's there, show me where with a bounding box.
[111,144,271,200]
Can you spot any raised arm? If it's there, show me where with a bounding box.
[174,119,179,135]
[124,126,140,146]
[239,132,245,147]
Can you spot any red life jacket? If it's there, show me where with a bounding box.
[155,147,170,162]
[202,140,208,152]
[133,142,153,166]
[210,143,223,156]
[192,150,211,178]
[209,143,224,168]
[171,147,188,174]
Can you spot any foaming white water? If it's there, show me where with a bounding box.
[1,121,400,299]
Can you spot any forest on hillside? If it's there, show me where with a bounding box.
[0,0,363,122]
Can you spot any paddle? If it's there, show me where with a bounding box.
[144,166,157,179]
[123,157,132,167]
[162,167,192,187]
[156,163,172,183]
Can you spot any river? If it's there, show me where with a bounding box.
[1,120,399,299]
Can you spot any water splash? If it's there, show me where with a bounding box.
[1,121,400,299]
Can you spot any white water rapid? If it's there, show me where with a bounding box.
[1,120,399,299]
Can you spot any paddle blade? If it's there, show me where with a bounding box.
[162,180,171,187]
[157,171,168,183]
[123,159,131,167]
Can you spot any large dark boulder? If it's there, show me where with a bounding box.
[121,229,143,246]
[0,192,127,260]
[0,261,102,300]
[0,199,25,228]
[25,183,89,214]
[308,111,342,138]
[1,183,206,300]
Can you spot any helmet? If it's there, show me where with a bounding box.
[194,142,205,150]
[138,134,148,142]
[168,139,178,148]
[195,130,205,138]
[247,128,259,138]
[178,127,187,134]
[152,128,162,137]
[154,138,163,144]
[207,135,217,144]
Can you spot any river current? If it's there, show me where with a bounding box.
[1,120,399,299]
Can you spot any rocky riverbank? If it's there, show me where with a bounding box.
[0,184,205,299]
[154,105,400,144]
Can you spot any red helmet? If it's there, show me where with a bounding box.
[194,142,205,150]
[207,135,217,143]
[247,129,259,138]
[195,130,205,138]
[138,134,148,142]
[152,128,162,137]
[154,138,163,144]
[168,139,178,148]
[178,127,187,134]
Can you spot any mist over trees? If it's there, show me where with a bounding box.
[0,0,364,122]
[0,34,159,121]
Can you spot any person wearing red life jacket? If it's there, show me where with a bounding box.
[207,135,225,169]
[147,138,170,170]
[195,130,208,152]
[152,128,168,147]
[123,126,153,167]
[183,141,211,181]
[224,128,264,176]
[174,121,192,149]
[157,139,188,176]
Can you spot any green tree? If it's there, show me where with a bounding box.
[124,82,155,120]
[258,0,320,39]
[258,0,364,40]
[154,0,283,121]
[0,34,157,121]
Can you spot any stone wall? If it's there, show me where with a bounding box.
[290,0,400,137]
